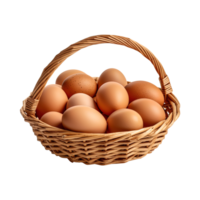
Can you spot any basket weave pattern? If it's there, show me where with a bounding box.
[20,35,180,165]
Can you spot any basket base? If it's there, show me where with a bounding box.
[60,154,147,165]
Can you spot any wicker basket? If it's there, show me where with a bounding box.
[20,35,180,165]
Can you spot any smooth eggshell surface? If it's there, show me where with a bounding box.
[128,98,166,127]
[107,109,143,132]
[62,73,97,98]
[36,84,68,119]
[55,84,61,88]
[125,81,164,106]
[96,82,129,115]
[62,106,107,133]
[40,111,63,129]
[98,68,127,88]
[56,69,85,85]
[66,93,99,111]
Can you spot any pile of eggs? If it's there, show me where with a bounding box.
[36,68,166,133]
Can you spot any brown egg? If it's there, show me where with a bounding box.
[125,81,164,106]
[62,73,97,98]
[107,109,143,132]
[128,98,166,127]
[62,106,107,133]
[48,84,61,88]
[66,93,99,111]
[96,82,129,115]
[56,69,85,85]
[98,68,127,88]
[36,85,68,119]
[40,112,63,129]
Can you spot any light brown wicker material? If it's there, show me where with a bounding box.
[20,35,180,165]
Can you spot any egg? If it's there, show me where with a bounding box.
[98,68,127,88]
[128,98,166,127]
[56,69,85,85]
[40,112,63,129]
[62,73,97,98]
[62,106,107,133]
[36,84,68,119]
[48,84,61,88]
[107,109,143,132]
[66,93,99,111]
[55,84,61,88]
[96,82,129,115]
[125,81,164,106]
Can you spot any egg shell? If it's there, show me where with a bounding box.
[98,68,127,88]
[62,73,97,98]
[36,84,68,119]
[40,112,63,129]
[107,109,143,132]
[62,106,107,133]
[128,98,166,127]
[125,81,164,106]
[47,84,61,88]
[66,93,99,111]
[55,84,61,88]
[56,69,85,85]
[50,82,62,88]
[96,82,129,115]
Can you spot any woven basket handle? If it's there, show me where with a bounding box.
[25,35,173,115]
